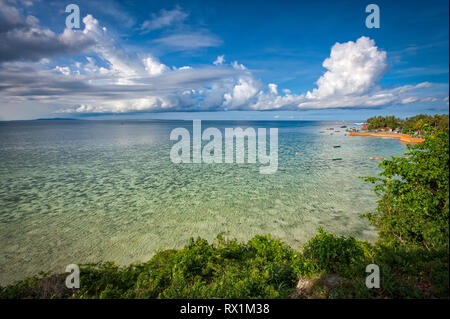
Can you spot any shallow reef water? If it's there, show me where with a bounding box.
[0,120,407,284]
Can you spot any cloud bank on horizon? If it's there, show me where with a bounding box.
[0,0,448,119]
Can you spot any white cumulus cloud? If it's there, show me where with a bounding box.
[268,83,278,95]
[213,55,225,65]
[143,56,169,76]
[307,37,389,98]
[223,76,261,109]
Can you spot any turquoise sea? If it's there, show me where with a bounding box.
[0,120,407,284]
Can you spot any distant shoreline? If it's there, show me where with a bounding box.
[348,131,425,143]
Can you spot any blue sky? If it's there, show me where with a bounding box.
[0,0,448,120]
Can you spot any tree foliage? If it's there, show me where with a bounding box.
[362,130,449,249]
[367,115,402,130]
[366,114,449,134]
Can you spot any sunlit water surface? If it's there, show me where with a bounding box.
[0,120,407,284]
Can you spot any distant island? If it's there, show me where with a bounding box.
[34,118,81,121]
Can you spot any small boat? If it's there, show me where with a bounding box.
[332,158,342,161]
[369,156,385,160]
[333,145,341,148]
[296,152,304,155]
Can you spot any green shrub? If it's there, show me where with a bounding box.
[1,230,448,299]
[41,234,301,299]
[362,131,449,249]
[301,228,368,277]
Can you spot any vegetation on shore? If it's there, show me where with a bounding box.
[1,118,448,299]
[366,114,449,134]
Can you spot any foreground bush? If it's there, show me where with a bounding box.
[0,235,302,299]
[362,131,449,249]
[1,229,447,299]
